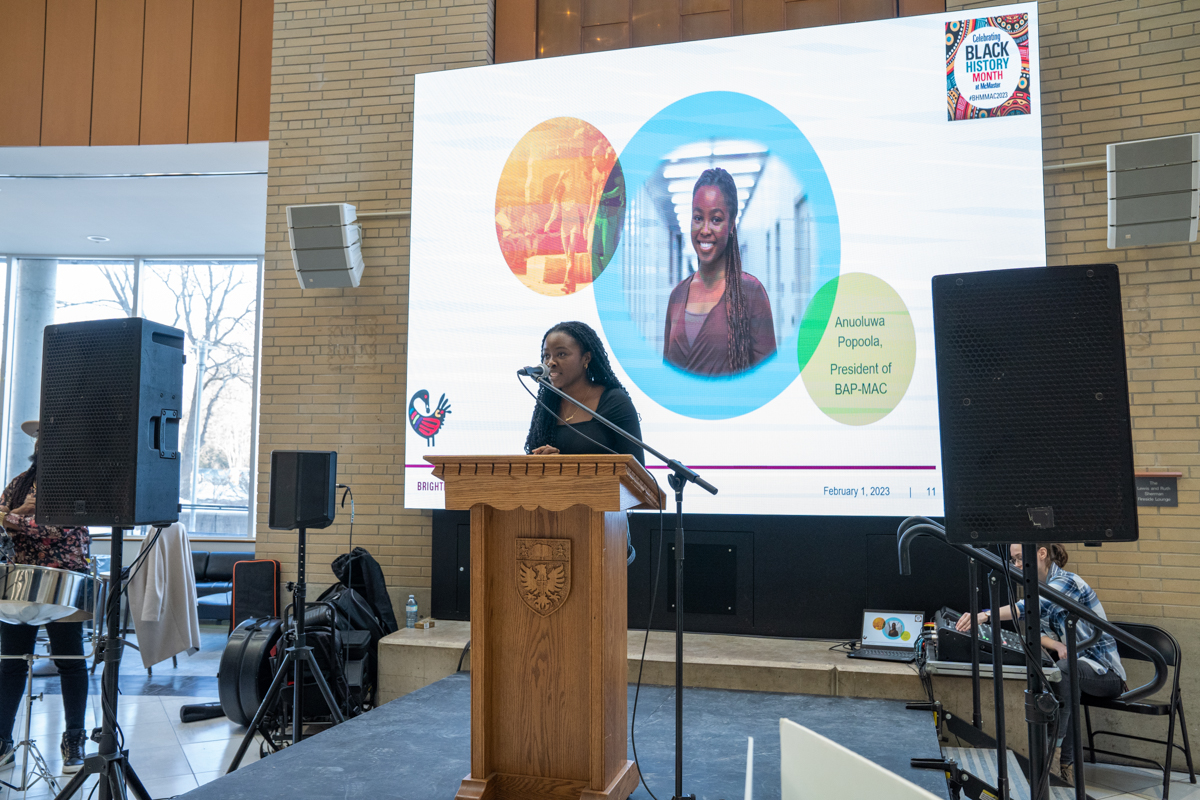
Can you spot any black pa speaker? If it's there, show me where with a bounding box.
[268,451,337,530]
[932,264,1137,545]
[37,318,185,527]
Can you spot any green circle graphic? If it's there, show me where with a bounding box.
[799,273,916,426]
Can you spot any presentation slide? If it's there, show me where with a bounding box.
[404,3,1044,516]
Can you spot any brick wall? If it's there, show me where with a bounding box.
[258,0,494,616]
[949,0,1200,761]
[261,0,1200,761]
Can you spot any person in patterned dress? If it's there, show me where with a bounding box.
[0,420,91,773]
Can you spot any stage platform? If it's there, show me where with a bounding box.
[180,672,950,800]
[378,620,929,704]
[378,621,1072,759]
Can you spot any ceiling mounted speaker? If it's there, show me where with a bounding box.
[1107,133,1199,248]
[286,203,364,289]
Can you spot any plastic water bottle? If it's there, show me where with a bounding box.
[406,595,418,628]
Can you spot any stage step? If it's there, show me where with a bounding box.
[942,746,1081,800]
[377,620,928,705]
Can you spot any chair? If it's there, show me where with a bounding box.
[1081,622,1196,799]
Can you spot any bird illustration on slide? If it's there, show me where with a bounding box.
[408,390,451,446]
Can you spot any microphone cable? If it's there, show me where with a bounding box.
[629,493,666,800]
[517,375,621,458]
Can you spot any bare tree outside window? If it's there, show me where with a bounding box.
[55,263,135,320]
[4,259,259,537]
[143,261,258,535]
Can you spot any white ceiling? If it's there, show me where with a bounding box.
[0,141,269,257]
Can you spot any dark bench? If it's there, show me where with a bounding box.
[193,551,249,622]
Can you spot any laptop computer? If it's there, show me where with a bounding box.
[846,610,925,663]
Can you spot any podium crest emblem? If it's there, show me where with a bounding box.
[516,538,571,616]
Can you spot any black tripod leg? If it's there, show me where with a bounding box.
[54,765,90,800]
[228,651,295,773]
[108,761,128,800]
[122,759,152,800]
[292,648,304,745]
[303,651,347,725]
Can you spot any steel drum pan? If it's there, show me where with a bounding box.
[0,563,97,626]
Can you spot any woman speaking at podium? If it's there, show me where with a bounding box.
[955,543,1124,786]
[524,321,644,466]
[0,421,91,773]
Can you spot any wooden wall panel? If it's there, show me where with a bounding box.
[91,0,146,146]
[236,0,274,142]
[631,0,679,47]
[682,10,732,41]
[583,0,627,27]
[743,0,785,35]
[839,0,895,23]
[785,0,840,28]
[899,0,945,16]
[189,0,241,143]
[41,0,96,146]
[0,1,48,146]
[140,0,193,144]
[681,0,730,14]
[496,0,538,63]
[582,22,630,52]
[504,0,947,60]
[538,0,582,58]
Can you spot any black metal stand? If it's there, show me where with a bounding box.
[54,526,151,800]
[968,557,982,730]
[666,472,695,800]
[1021,542,1055,800]
[523,373,713,800]
[988,570,1010,800]
[227,526,346,772]
[900,519,1172,800]
[1065,615,1088,800]
[928,569,1009,799]
[912,757,999,800]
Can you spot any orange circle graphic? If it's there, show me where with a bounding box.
[495,118,623,296]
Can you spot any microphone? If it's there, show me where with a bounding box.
[517,364,547,378]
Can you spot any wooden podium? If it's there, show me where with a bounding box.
[426,455,663,800]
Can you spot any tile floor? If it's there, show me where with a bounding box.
[1078,761,1200,800]
[0,624,262,800]
[0,624,1194,800]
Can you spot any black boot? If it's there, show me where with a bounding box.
[0,738,13,767]
[61,728,86,774]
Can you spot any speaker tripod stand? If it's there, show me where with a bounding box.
[227,526,345,772]
[1,653,62,796]
[54,525,151,800]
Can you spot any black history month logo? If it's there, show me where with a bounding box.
[946,14,1032,121]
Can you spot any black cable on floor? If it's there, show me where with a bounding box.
[629,501,666,800]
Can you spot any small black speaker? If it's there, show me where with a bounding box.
[932,264,1137,545]
[37,318,185,527]
[268,451,336,530]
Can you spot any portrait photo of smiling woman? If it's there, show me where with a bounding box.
[663,167,777,377]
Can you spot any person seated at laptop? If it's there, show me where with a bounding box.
[955,543,1124,787]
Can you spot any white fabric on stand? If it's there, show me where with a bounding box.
[127,522,201,668]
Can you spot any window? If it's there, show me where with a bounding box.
[0,256,263,538]
[143,261,260,537]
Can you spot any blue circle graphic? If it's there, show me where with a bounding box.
[594,92,840,419]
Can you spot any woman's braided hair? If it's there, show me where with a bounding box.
[694,167,752,373]
[8,454,36,512]
[524,321,628,454]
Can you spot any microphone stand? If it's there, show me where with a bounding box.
[527,372,716,800]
